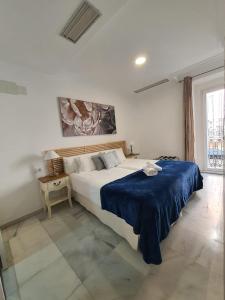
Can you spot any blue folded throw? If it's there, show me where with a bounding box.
[100,160,203,264]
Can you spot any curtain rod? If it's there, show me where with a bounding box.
[178,65,224,83]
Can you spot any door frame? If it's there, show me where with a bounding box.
[202,85,224,174]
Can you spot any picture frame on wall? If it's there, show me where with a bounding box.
[58,97,117,137]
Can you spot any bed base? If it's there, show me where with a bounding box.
[72,191,139,250]
[72,191,196,253]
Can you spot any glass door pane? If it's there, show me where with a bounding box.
[206,89,224,171]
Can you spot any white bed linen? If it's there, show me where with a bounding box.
[70,159,159,206]
[118,158,158,171]
[69,167,134,207]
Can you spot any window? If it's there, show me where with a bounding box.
[206,88,224,171]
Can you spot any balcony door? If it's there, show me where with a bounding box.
[205,88,224,173]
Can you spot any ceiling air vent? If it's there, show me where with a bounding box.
[61,1,101,44]
[134,79,169,93]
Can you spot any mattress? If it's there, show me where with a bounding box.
[69,166,134,207]
[69,166,140,250]
[69,158,158,205]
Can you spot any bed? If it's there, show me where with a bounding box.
[69,158,155,251]
[45,141,203,264]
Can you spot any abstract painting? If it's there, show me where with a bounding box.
[58,97,117,136]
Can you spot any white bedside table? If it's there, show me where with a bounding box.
[39,173,72,218]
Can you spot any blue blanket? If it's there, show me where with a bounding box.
[100,160,203,264]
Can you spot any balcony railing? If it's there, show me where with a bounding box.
[207,138,224,169]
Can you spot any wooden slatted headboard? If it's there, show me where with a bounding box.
[45,140,128,175]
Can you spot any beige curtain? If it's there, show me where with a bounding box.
[183,77,195,161]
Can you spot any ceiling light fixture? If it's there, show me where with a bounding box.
[135,56,146,66]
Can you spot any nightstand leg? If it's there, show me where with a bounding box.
[68,186,73,208]
[44,191,52,218]
[47,206,52,218]
[40,190,47,212]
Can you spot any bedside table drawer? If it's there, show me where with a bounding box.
[47,178,67,191]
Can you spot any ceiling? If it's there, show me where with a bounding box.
[0,0,224,94]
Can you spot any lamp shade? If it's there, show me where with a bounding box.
[44,150,59,161]
[130,141,134,146]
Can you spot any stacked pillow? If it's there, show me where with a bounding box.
[92,149,125,170]
[115,148,126,163]
[63,151,99,174]
[99,151,120,169]
[63,148,126,173]
[76,156,96,172]
[91,155,105,170]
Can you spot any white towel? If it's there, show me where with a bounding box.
[146,161,162,171]
[143,167,158,176]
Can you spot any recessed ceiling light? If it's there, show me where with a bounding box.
[135,56,146,66]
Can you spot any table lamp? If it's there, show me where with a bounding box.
[44,150,60,176]
[130,141,134,154]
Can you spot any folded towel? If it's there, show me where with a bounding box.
[146,161,162,171]
[143,167,158,176]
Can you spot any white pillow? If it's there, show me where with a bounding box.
[78,156,96,172]
[100,152,118,169]
[63,156,78,174]
[100,148,126,162]
[115,148,126,163]
[111,151,120,166]
[63,151,100,174]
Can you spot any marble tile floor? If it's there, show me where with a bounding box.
[2,173,223,300]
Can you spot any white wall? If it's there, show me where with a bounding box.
[135,72,224,171]
[136,82,184,160]
[2,59,219,226]
[0,62,138,226]
[193,72,224,171]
